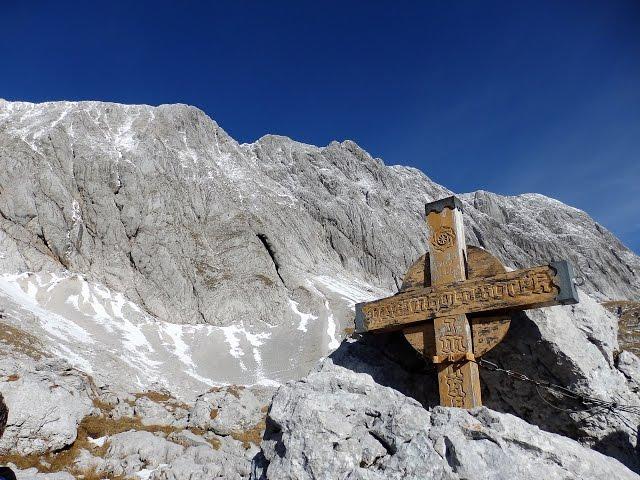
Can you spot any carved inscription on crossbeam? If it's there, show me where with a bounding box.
[355,263,574,333]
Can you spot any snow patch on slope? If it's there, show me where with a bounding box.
[0,267,385,398]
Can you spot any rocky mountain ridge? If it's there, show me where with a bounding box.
[0,99,639,479]
[0,99,638,392]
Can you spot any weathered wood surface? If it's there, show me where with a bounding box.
[427,202,481,408]
[356,264,565,333]
[402,246,510,358]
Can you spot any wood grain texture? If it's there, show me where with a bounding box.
[401,246,511,358]
[427,206,481,408]
[360,264,560,332]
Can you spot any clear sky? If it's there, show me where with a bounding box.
[2,1,639,252]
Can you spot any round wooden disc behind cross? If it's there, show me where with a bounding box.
[400,245,511,360]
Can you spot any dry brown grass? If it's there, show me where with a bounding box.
[256,274,274,286]
[603,300,640,356]
[227,385,245,398]
[134,391,172,403]
[0,405,180,476]
[132,391,190,412]
[343,327,355,336]
[92,397,113,412]
[210,408,219,419]
[5,374,19,382]
[184,427,221,450]
[0,322,45,359]
[230,418,266,449]
[207,385,245,398]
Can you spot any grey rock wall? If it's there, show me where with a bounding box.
[0,99,637,334]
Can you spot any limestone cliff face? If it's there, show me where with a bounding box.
[0,99,638,391]
[0,100,637,326]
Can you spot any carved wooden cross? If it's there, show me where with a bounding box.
[355,196,580,408]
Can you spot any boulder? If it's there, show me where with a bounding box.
[255,357,638,479]
[255,288,640,476]
[188,386,265,436]
[480,292,640,469]
[12,468,73,480]
[95,430,257,479]
[0,356,93,455]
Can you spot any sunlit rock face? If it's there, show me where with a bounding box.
[0,99,638,392]
[1,99,640,479]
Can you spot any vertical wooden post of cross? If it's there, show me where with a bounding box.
[426,197,482,408]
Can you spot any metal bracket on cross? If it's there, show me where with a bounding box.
[354,195,580,408]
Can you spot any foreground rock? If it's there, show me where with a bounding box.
[0,356,93,456]
[256,358,638,480]
[253,288,640,477]
[0,347,271,479]
[480,292,640,468]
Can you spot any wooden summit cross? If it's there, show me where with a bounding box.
[355,196,580,408]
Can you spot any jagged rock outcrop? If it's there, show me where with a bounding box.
[255,364,637,479]
[253,289,640,475]
[255,337,639,479]
[0,356,93,456]
[479,290,640,467]
[188,386,270,435]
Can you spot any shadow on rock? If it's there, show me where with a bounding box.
[327,331,441,408]
[480,310,640,473]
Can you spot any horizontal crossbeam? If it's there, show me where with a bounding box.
[355,261,578,333]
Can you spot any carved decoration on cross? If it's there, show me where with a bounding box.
[355,195,580,408]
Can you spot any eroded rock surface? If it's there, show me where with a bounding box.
[255,366,638,480]
[254,288,640,475]
[0,393,6,439]
[0,356,93,456]
[255,350,639,480]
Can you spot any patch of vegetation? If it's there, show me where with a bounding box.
[133,391,190,412]
[0,322,46,359]
[230,418,266,449]
[186,427,221,450]
[603,300,640,356]
[0,396,200,476]
[207,385,245,398]
[256,274,274,287]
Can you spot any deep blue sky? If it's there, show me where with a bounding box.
[2,1,639,252]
